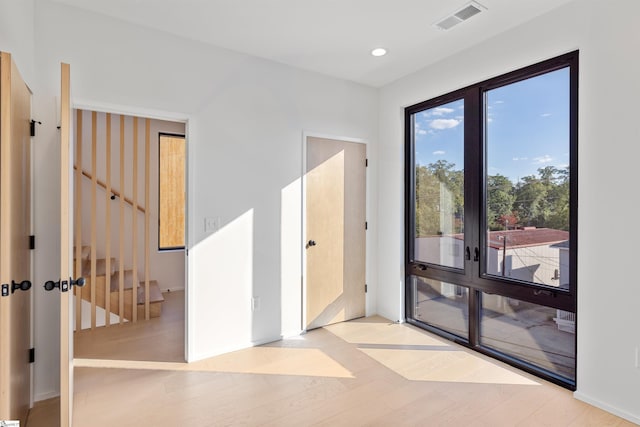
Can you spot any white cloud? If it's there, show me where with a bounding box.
[541,113,552,117]
[429,119,461,130]
[512,157,528,161]
[433,150,446,155]
[432,107,454,116]
[494,100,504,104]
[423,107,455,118]
[417,129,427,135]
[533,155,553,164]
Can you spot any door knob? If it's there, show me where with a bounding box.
[44,277,86,292]
[0,280,32,297]
[307,240,316,248]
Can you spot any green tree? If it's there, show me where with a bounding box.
[487,174,515,230]
[414,160,464,237]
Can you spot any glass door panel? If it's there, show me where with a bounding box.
[481,292,575,381]
[411,276,469,340]
[413,99,465,269]
[484,68,571,289]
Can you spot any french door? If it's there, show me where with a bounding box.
[405,51,578,388]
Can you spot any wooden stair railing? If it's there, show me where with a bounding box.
[73,165,145,214]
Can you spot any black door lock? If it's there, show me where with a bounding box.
[44,277,86,292]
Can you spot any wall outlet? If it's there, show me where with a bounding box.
[251,296,261,312]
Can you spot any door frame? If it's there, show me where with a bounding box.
[70,99,192,362]
[301,131,370,332]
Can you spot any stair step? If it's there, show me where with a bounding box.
[109,270,136,292]
[136,280,164,305]
[82,257,117,278]
[74,246,91,262]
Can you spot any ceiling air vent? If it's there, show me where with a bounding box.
[434,1,486,31]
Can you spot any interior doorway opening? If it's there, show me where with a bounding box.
[71,109,187,363]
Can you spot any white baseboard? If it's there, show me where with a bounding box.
[34,390,59,402]
[161,286,185,293]
[574,391,640,425]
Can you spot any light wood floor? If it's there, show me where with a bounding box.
[27,290,636,427]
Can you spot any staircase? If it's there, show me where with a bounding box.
[75,245,165,324]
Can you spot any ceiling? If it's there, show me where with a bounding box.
[50,0,575,87]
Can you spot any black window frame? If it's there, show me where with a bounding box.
[405,51,578,389]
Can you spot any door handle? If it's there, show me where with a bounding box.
[474,247,480,262]
[43,277,86,292]
[307,240,316,248]
[465,246,471,261]
[0,280,32,297]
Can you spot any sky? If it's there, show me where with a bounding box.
[414,67,570,184]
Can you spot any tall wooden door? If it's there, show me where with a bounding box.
[0,52,33,425]
[59,62,74,427]
[305,136,366,330]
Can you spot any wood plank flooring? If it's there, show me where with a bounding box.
[27,290,636,426]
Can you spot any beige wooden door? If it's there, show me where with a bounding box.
[305,136,366,330]
[60,62,74,427]
[0,51,33,425]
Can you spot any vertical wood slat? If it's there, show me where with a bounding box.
[75,110,83,331]
[144,119,150,320]
[132,117,138,322]
[119,115,125,323]
[105,113,112,326]
[90,111,97,329]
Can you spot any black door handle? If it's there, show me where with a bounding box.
[1,280,32,297]
[465,246,471,261]
[307,240,316,248]
[474,247,480,262]
[44,277,86,292]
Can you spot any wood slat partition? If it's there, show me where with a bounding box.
[75,110,83,331]
[119,115,125,324]
[132,117,139,323]
[74,110,160,329]
[144,119,150,320]
[91,111,97,329]
[105,113,112,326]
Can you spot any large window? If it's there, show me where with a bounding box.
[159,134,186,250]
[405,52,578,388]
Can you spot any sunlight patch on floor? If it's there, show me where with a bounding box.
[359,347,540,385]
[324,317,451,347]
[75,347,354,378]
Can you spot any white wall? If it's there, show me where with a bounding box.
[377,0,640,423]
[0,0,35,85]
[32,0,378,399]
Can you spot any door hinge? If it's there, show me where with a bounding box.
[29,235,35,250]
[29,348,35,364]
[30,120,41,137]
[365,284,368,293]
[365,221,368,230]
[365,158,368,167]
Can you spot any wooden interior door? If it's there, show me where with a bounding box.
[60,62,74,427]
[305,136,366,330]
[0,51,33,425]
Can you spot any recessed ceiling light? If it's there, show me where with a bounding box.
[371,48,387,57]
